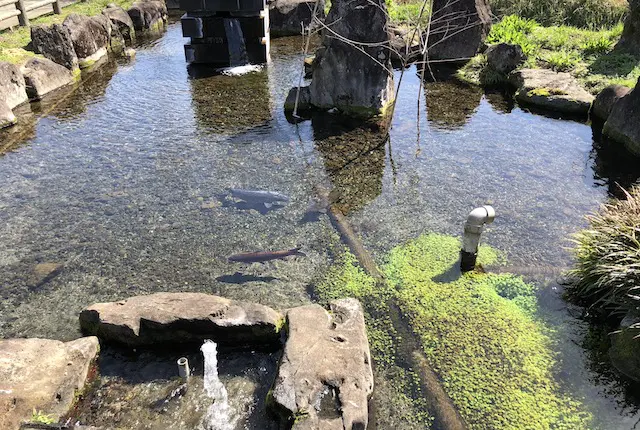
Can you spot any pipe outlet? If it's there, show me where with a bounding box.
[461,205,495,272]
[177,357,190,379]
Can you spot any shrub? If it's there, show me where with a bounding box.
[567,186,640,319]
[486,15,539,57]
[543,50,581,71]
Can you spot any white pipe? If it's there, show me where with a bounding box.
[177,357,190,379]
[461,205,495,272]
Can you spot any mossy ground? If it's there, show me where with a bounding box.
[315,233,593,429]
[0,0,134,65]
[457,15,640,94]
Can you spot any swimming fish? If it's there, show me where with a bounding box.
[228,188,290,208]
[228,247,305,263]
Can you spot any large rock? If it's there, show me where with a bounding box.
[603,77,640,155]
[103,4,136,42]
[591,84,631,121]
[616,0,640,54]
[0,337,99,430]
[0,100,16,129]
[0,62,28,109]
[21,58,74,101]
[63,14,110,68]
[79,292,284,346]
[301,0,394,117]
[269,0,324,37]
[426,0,492,64]
[486,43,525,74]
[509,68,594,115]
[127,0,167,32]
[271,299,373,429]
[31,24,80,72]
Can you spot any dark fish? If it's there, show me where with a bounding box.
[229,188,290,208]
[216,272,278,284]
[228,247,306,263]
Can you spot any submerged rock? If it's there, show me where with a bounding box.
[0,100,16,129]
[63,14,110,68]
[127,0,168,32]
[426,0,492,65]
[615,0,640,54]
[21,58,75,101]
[0,62,28,109]
[79,292,283,346]
[31,24,80,71]
[269,0,324,37]
[486,43,525,75]
[103,4,136,43]
[271,298,373,429]
[603,77,640,155]
[291,0,394,117]
[591,84,631,121]
[509,68,594,115]
[0,337,99,430]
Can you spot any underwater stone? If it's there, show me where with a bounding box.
[271,298,373,429]
[79,292,283,346]
[509,68,594,115]
[603,77,640,155]
[0,337,99,430]
[21,58,74,101]
[0,62,28,110]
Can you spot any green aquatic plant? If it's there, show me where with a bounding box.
[527,87,569,97]
[567,185,640,319]
[30,409,56,425]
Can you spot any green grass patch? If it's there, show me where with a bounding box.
[0,0,134,65]
[316,233,593,429]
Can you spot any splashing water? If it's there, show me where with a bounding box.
[223,18,249,67]
[199,340,236,430]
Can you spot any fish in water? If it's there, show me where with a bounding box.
[228,247,305,263]
[228,188,290,208]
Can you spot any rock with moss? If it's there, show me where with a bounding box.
[269,0,324,37]
[0,337,99,430]
[21,58,75,101]
[127,0,168,32]
[510,68,594,115]
[591,84,631,121]
[603,77,640,155]
[0,100,16,129]
[103,4,136,43]
[31,24,80,72]
[271,298,373,429]
[79,292,284,346]
[0,62,28,109]
[63,14,110,69]
[486,43,525,74]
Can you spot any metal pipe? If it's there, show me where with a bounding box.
[177,357,190,379]
[461,205,495,272]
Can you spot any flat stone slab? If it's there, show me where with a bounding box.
[0,337,99,430]
[79,292,283,346]
[510,68,594,115]
[272,298,373,430]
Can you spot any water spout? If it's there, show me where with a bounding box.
[223,18,249,67]
[199,340,235,430]
[177,357,190,379]
[461,205,495,272]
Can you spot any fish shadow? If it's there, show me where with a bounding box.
[216,272,278,284]
[217,194,286,215]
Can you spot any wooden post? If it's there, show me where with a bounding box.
[53,0,62,14]
[15,0,29,26]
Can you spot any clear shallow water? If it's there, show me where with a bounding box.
[2,22,640,428]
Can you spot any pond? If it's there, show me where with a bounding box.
[1,21,640,429]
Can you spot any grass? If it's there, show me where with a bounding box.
[566,185,640,320]
[316,233,593,429]
[0,0,134,65]
[457,15,640,94]
[30,409,56,424]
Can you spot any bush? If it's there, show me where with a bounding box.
[486,15,539,57]
[489,0,629,29]
[543,50,581,71]
[567,185,640,319]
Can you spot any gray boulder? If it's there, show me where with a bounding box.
[63,14,110,68]
[128,0,167,32]
[31,24,80,72]
[284,86,311,112]
[0,100,16,129]
[271,299,373,430]
[509,68,594,115]
[591,84,631,121]
[103,5,136,42]
[603,77,640,155]
[486,43,525,74]
[21,57,74,101]
[302,0,394,117]
[426,0,492,64]
[0,62,28,109]
[0,337,99,430]
[269,0,324,37]
[615,0,640,54]
[79,292,284,346]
